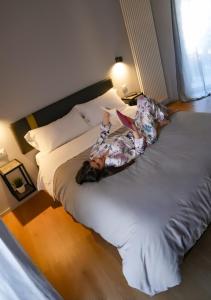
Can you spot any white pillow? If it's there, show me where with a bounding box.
[24,107,90,153]
[75,88,127,126]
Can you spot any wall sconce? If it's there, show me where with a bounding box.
[110,56,129,96]
[112,56,126,78]
[115,56,123,63]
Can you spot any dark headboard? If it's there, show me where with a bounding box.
[11,78,113,154]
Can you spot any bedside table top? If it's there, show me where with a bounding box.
[0,159,21,175]
[122,92,143,101]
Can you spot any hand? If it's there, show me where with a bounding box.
[131,123,142,139]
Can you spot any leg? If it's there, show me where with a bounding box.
[136,95,151,115]
[134,110,157,145]
[149,99,168,122]
[135,95,168,144]
[141,114,157,145]
[134,96,151,131]
[137,94,168,122]
[154,103,170,128]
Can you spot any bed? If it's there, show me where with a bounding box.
[0,219,62,300]
[11,79,211,296]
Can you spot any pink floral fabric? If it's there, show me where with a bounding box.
[90,96,167,168]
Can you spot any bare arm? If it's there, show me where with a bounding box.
[90,112,111,159]
[131,123,142,139]
[102,111,110,126]
[97,111,111,143]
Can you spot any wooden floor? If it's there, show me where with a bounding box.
[3,98,211,300]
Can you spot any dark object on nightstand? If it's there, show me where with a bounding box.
[0,159,36,201]
[121,92,143,106]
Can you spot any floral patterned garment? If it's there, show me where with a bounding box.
[90,95,167,168]
[90,123,145,167]
[135,95,167,145]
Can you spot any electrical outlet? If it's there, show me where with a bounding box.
[0,148,7,158]
[0,148,9,167]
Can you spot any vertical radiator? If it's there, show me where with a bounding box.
[120,0,168,101]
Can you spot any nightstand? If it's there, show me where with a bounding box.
[122,92,143,106]
[0,159,36,201]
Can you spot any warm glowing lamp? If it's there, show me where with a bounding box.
[110,56,129,96]
[111,56,127,80]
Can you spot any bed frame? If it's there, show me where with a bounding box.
[11,78,113,154]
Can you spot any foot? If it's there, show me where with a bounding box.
[159,119,170,127]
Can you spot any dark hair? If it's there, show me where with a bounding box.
[75,161,102,184]
[75,160,135,185]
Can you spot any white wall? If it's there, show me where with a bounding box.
[0,0,139,213]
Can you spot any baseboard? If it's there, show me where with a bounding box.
[0,190,38,217]
[0,207,11,217]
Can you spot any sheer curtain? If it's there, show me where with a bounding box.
[172,0,211,101]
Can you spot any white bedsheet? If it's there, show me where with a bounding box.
[36,105,137,197]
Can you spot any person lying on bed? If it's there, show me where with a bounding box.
[76,95,169,184]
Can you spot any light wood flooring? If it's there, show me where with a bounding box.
[3,98,211,300]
